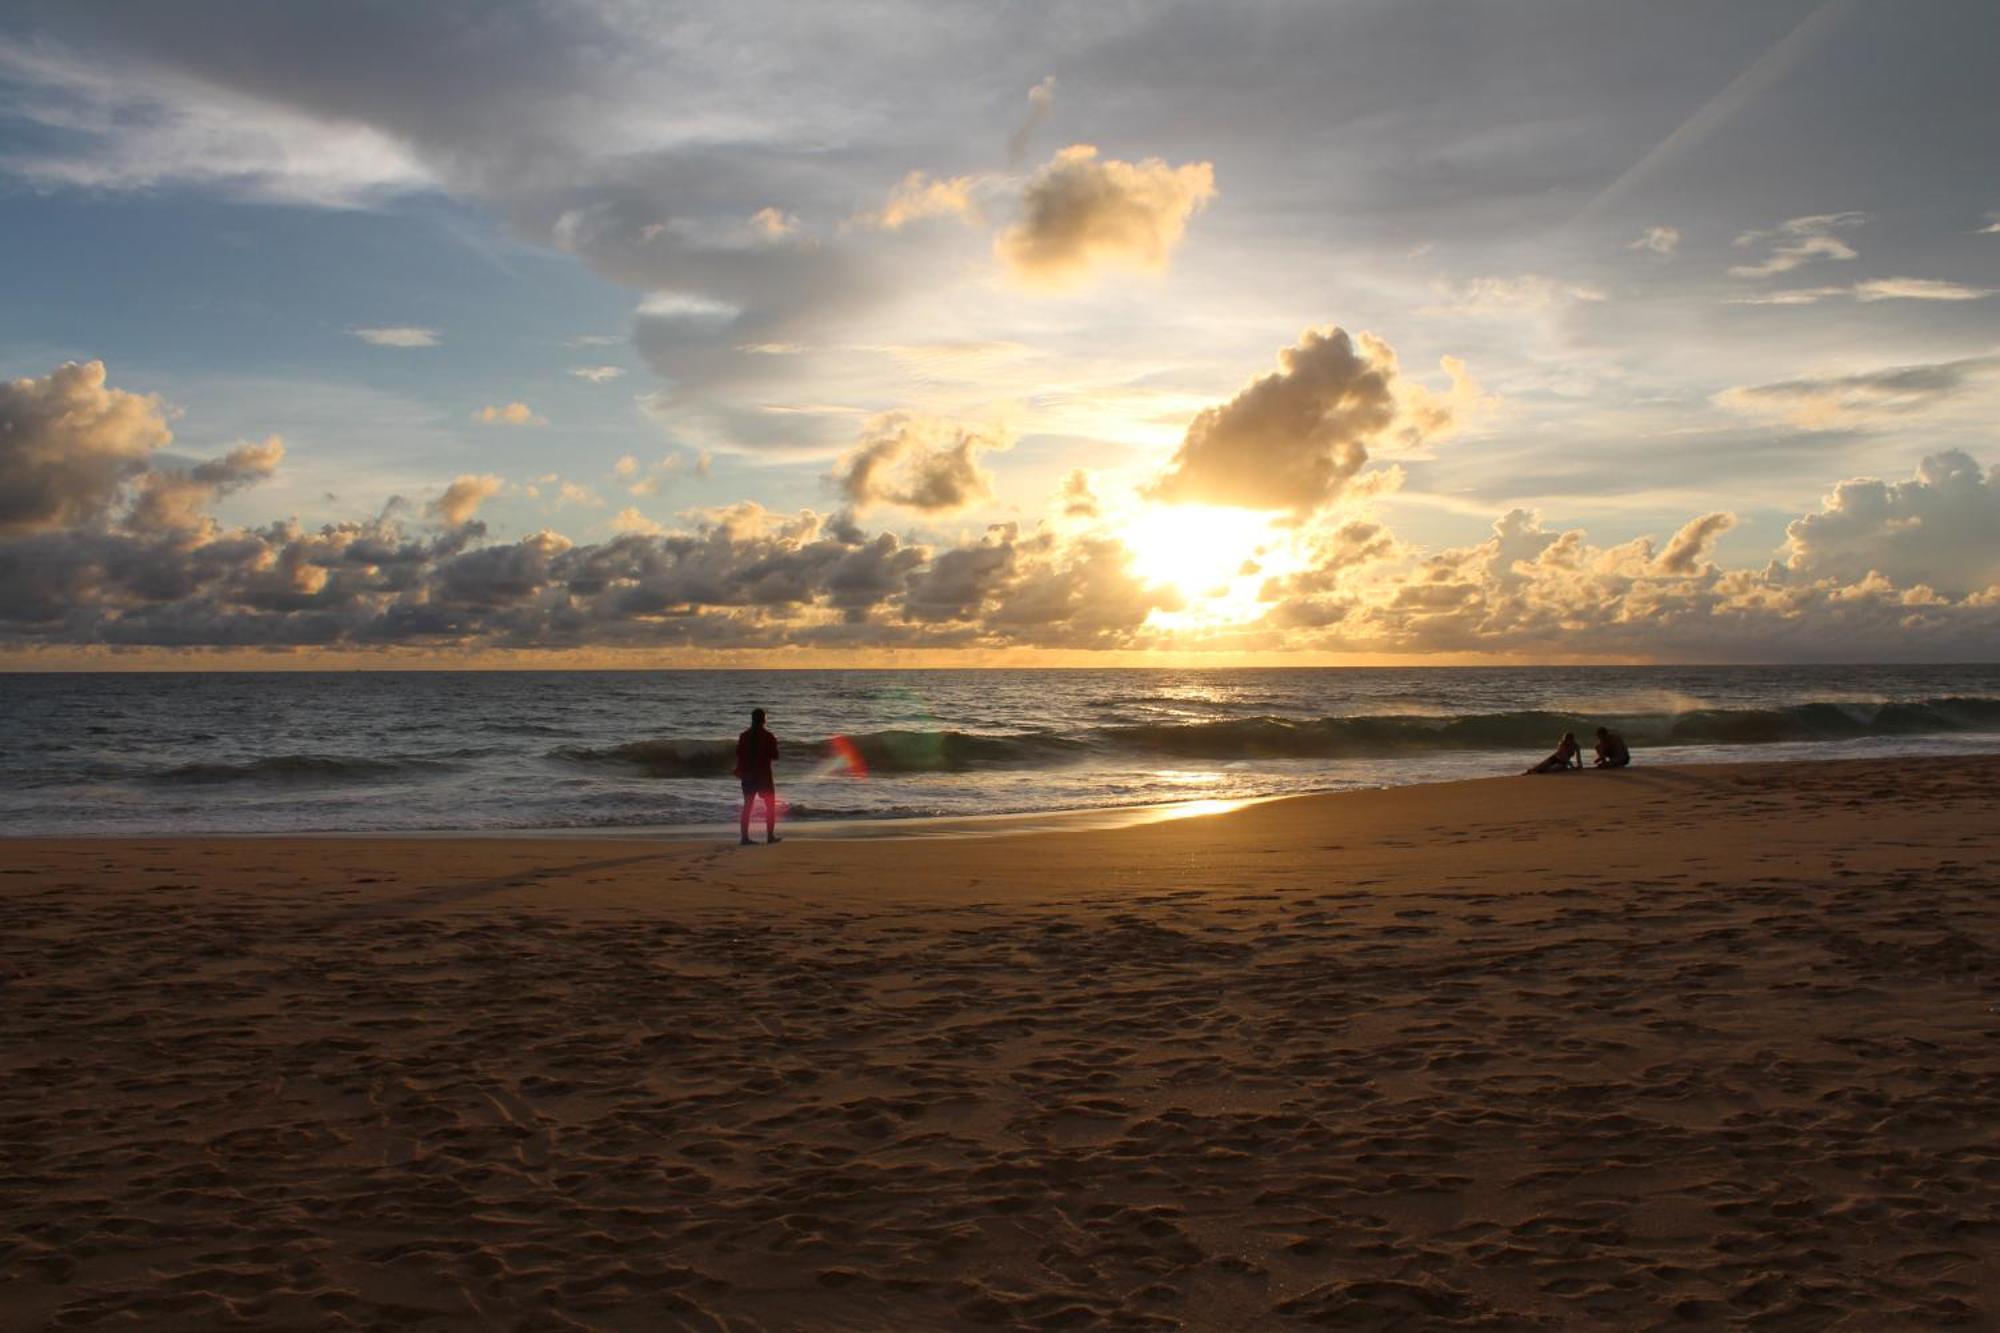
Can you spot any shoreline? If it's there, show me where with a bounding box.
[9,745,1999,844]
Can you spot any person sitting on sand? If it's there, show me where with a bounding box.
[1593,726,1631,769]
[1524,731,1583,774]
[735,708,781,845]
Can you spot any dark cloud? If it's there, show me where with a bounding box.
[828,414,1008,513]
[128,436,284,534]
[1149,329,1444,514]
[4,364,1997,661]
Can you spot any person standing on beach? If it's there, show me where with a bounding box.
[735,708,781,845]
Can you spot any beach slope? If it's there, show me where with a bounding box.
[3,756,1996,1328]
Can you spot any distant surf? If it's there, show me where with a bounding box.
[6,666,1997,834]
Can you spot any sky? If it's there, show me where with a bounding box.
[2,0,1997,666]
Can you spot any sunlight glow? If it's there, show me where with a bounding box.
[1116,505,1308,631]
[1120,505,1278,601]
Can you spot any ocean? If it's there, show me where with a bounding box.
[3,665,1998,836]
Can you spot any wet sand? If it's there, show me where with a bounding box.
[3,756,1996,1329]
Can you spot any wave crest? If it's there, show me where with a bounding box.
[560,696,2000,778]
[151,755,462,786]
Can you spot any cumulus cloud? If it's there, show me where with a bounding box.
[570,365,625,383]
[473,402,546,426]
[1057,469,1099,520]
[5,362,1997,661]
[1782,450,2000,596]
[1149,328,1455,515]
[1655,511,1736,575]
[610,507,665,536]
[1629,225,1680,256]
[828,413,1011,513]
[0,361,173,535]
[129,437,285,534]
[1728,212,1865,278]
[995,145,1215,289]
[427,474,503,527]
[1717,354,2000,427]
[353,326,440,348]
[1254,481,2000,661]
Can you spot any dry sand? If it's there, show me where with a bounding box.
[2,756,1997,1330]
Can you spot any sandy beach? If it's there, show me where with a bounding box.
[3,755,1996,1330]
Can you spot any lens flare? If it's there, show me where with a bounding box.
[828,734,869,778]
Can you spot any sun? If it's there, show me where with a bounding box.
[1119,504,1283,605]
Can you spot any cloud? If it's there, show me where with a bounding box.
[1057,469,1099,520]
[473,402,546,426]
[0,361,173,535]
[1006,76,1056,169]
[427,474,502,526]
[1728,212,1865,278]
[570,365,625,383]
[1629,225,1680,255]
[353,326,440,348]
[1148,328,1455,515]
[864,171,982,230]
[1654,511,1736,575]
[625,452,703,497]
[749,206,799,240]
[0,42,431,208]
[1254,477,2000,661]
[995,145,1215,289]
[1726,278,1995,306]
[1419,274,1607,316]
[610,507,664,536]
[128,436,284,534]
[1717,354,2000,426]
[1781,450,2000,596]
[1851,277,1993,302]
[828,413,1011,513]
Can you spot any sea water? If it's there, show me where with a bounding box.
[3,665,1998,835]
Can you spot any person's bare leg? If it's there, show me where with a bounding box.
[763,791,780,843]
[739,796,754,845]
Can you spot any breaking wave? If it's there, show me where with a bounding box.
[555,696,2000,777]
[149,754,465,786]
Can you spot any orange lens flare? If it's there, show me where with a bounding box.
[828,734,869,779]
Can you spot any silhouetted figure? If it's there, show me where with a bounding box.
[1525,731,1582,774]
[1593,726,1631,769]
[735,708,781,844]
